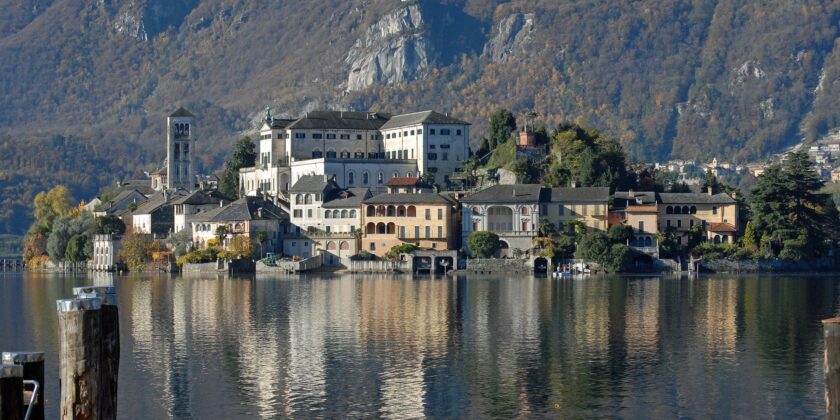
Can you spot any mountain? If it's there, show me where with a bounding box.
[0,0,839,236]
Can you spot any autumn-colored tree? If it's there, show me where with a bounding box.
[31,185,73,234]
[229,236,253,258]
[120,233,152,271]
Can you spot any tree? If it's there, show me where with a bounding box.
[254,230,268,258]
[385,243,418,260]
[97,215,126,235]
[31,185,73,234]
[215,225,230,246]
[47,216,72,262]
[23,233,48,266]
[539,218,558,236]
[468,231,500,258]
[64,234,88,263]
[575,232,611,261]
[607,224,634,244]
[229,236,253,258]
[167,229,193,257]
[488,109,516,149]
[220,137,256,198]
[120,233,152,271]
[742,221,758,252]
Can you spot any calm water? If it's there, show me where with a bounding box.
[0,272,836,418]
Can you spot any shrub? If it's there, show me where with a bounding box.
[176,247,221,266]
[385,243,418,260]
[467,231,500,258]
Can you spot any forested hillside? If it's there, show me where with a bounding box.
[1,0,839,236]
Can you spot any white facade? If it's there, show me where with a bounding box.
[380,121,470,185]
[132,214,153,234]
[90,234,121,271]
[290,158,417,193]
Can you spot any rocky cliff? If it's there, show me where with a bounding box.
[345,4,429,92]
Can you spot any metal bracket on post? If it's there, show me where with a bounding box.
[22,380,38,420]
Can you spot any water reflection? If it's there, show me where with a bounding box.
[0,273,837,418]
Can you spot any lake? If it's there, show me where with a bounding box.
[0,272,835,418]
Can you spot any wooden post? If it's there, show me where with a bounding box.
[824,317,840,419]
[57,297,102,420]
[1,352,45,420]
[0,364,23,420]
[73,286,119,419]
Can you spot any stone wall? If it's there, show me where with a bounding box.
[698,257,837,273]
[347,260,409,273]
[465,258,531,273]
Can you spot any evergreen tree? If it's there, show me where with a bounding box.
[220,137,256,198]
[488,109,516,149]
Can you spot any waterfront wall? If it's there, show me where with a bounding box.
[466,258,531,273]
[347,260,409,273]
[183,259,255,274]
[699,257,837,273]
[256,255,323,273]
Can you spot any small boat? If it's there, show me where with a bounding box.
[553,264,572,278]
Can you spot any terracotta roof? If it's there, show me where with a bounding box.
[386,177,422,187]
[708,222,737,232]
[626,205,658,212]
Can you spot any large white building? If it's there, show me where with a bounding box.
[239,110,470,197]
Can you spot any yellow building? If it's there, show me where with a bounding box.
[658,191,739,245]
[541,187,610,233]
[610,190,659,255]
[361,193,458,257]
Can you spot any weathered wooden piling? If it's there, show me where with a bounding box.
[0,364,24,420]
[57,297,102,420]
[1,352,45,420]
[824,317,840,419]
[73,286,119,419]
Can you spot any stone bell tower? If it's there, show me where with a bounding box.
[166,107,197,191]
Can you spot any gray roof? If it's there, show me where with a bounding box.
[462,184,545,204]
[171,189,227,206]
[287,111,391,131]
[192,197,287,223]
[380,111,470,130]
[133,190,187,215]
[550,187,610,203]
[323,188,371,208]
[116,179,156,196]
[267,118,296,129]
[169,107,194,118]
[96,190,147,214]
[289,175,333,193]
[363,192,455,205]
[657,192,737,204]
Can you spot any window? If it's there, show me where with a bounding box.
[404,131,408,137]
[370,242,376,251]
[326,134,336,139]
[667,220,671,228]
[348,172,355,185]
[410,130,415,135]
[442,152,448,161]
[418,129,423,134]
[666,206,673,214]
[712,206,718,215]
[398,150,403,159]
[355,152,365,158]
[313,133,323,139]
[440,144,450,149]
[430,145,436,149]
[400,226,405,237]
[430,129,436,135]
[312,150,323,158]
[639,221,644,232]
[293,209,302,217]
[438,226,443,238]
[386,133,391,139]
[414,226,420,238]
[428,153,438,160]
[295,132,305,139]
[340,134,350,140]
[425,226,431,238]
[456,129,462,135]
[437,208,443,220]
[441,129,451,135]
[677,219,682,228]
[307,209,313,218]
[357,134,362,140]
[689,219,694,228]
[325,211,332,219]
[326,150,336,158]
[559,204,564,216]
[378,172,384,184]
[363,172,369,185]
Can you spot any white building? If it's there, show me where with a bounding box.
[166,108,197,191]
[89,234,122,271]
[190,196,287,254]
[239,109,470,197]
[171,189,227,234]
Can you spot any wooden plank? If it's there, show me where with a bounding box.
[57,298,102,420]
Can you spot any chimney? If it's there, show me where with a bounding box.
[257,207,263,219]
[220,200,225,208]
[731,191,737,199]
[707,187,713,196]
[571,181,577,188]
